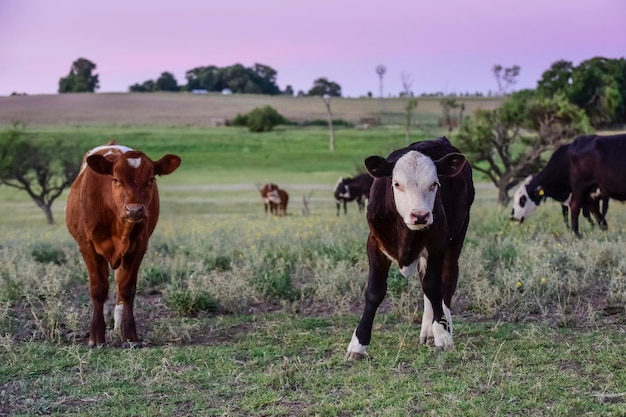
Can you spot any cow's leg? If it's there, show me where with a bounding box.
[346,237,390,360]
[83,247,110,348]
[336,201,341,217]
[561,205,570,228]
[590,197,608,230]
[582,205,593,225]
[343,200,347,215]
[569,195,584,238]
[421,247,455,351]
[114,253,145,348]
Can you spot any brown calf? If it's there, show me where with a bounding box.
[65,142,181,348]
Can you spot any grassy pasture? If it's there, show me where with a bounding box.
[1,106,626,415]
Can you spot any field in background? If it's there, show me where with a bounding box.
[0,92,503,127]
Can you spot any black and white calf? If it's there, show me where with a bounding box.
[333,173,374,216]
[510,143,608,229]
[346,137,474,359]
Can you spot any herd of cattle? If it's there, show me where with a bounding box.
[64,133,623,357]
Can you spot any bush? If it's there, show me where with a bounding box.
[233,105,286,132]
[31,242,66,265]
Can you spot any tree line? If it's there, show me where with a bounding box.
[58,58,343,97]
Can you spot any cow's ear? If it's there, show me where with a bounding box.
[86,155,114,176]
[435,153,467,177]
[365,156,393,178]
[155,154,181,176]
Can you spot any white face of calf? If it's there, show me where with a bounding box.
[365,150,467,231]
[510,176,538,222]
[391,151,439,230]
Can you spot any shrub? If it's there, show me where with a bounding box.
[165,290,218,317]
[233,105,286,132]
[31,242,66,265]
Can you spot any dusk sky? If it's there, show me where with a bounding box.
[1,0,624,97]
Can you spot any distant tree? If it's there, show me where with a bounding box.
[181,63,281,95]
[537,60,574,97]
[129,80,156,92]
[401,72,417,143]
[283,85,294,96]
[307,78,342,97]
[440,98,459,132]
[0,123,82,224]
[492,64,520,95]
[155,72,180,92]
[58,58,99,93]
[537,57,626,127]
[457,90,590,206]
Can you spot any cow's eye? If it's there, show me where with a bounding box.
[519,196,526,207]
[112,178,121,186]
[393,181,403,191]
[429,182,439,192]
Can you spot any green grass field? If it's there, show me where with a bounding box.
[1,97,625,415]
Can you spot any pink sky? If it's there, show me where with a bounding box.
[0,0,624,97]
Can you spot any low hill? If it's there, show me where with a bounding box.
[0,92,503,127]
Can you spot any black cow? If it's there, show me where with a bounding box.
[346,137,474,359]
[568,134,626,237]
[334,173,374,216]
[510,143,608,228]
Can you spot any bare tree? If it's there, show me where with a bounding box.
[322,95,335,151]
[401,72,418,143]
[492,64,521,95]
[0,123,82,224]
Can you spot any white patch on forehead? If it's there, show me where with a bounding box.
[394,151,437,182]
[87,144,133,156]
[80,144,134,173]
[127,157,142,169]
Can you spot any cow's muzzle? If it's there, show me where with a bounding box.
[125,204,145,223]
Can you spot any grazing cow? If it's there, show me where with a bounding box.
[259,183,280,214]
[66,142,181,348]
[510,143,609,228]
[346,137,474,359]
[333,173,374,216]
[568,134,626,237]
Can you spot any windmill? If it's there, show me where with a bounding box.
[376,64,386,114]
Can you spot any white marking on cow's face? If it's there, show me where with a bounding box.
[113,303,123,334]
[127,157,142,169]
[511,185,538,220]
[80,145,134,174]
[391,151,439,231]
[267,190,281,204]
[511,182,538,222]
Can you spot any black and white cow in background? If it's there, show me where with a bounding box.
[333,173,374,216]
[346,137,474,359]
[510,142,608,229]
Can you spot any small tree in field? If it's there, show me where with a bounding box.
[0,123,83,224]
[457,91,590,206]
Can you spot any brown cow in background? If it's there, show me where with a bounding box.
[259,183,289,216]
[66,142,181,348]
